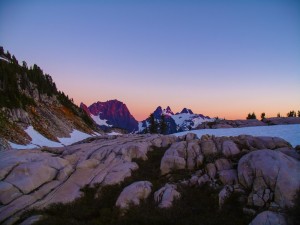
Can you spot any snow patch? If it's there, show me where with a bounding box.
[0,56,10,63]
[9,126,97,149]
[171,113,213,128]
[175,124,300,147]
[91,114,111,127]
[58,129,92,146]
[25,126,63,148]
[107,131,122,135]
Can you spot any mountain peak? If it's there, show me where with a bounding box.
[82,99,138,132]
[153,106,163,117]
[180,108,194,114]
[165,106,174,115]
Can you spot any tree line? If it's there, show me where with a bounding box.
[0,46,95,127]
[145,113,168,134]
[246,110,300,120]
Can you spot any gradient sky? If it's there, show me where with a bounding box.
[1,0,299,121]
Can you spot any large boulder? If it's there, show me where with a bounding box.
[201,140,218,156]
[186,141,201,169]
[218,169,238,185]
[222,140,240,157]
[103,162,139,185]
[115,181,152,209]
[154,184,180,208]
[206,163,217,179]
[197,174,210,187]
[121,142,151,161]
[214,158,232,171]
[218,185,234,209]
[238,149,300,208]
[160,141,187,175]
[185,133,198,142]
[249,211,287,225]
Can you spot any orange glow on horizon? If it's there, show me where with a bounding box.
[74,96,299,122]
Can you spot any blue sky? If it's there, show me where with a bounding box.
[1,0,299,120]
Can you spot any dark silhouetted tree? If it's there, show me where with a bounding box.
[261,112,265,120]
[159,114,167,134]
[6,50,11,59]
[298,110,300,117]
[287,110,296,117]
[277,113,281,118]
[22,61,28,69]
[246,112,256,120]
[149,113,158,134]
[12,55,18,64]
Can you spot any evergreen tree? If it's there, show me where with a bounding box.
[277,113,281,118]
[22,61,28,69]
[12,55,18,64]
[149,113,158,134]
[246,113,251,120]
[159,114,167,134]
[246,112,256,119]
[6,51,11,59]
[261,112,265,120]
[287,110,296,117]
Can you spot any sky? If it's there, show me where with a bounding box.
[0,0,299,121]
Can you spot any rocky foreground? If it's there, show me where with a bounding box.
[0,133,299,225]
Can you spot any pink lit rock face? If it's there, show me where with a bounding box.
[81,100,138,132]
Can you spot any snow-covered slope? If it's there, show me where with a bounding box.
[9,126,97,149]
[139,106,214,134]
[171,112,214,130]
[175,124,300,147]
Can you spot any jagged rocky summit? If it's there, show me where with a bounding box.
[81,100,139,133]
[139,106,214,134]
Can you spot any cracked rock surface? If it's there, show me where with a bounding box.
[0,134,176,224]
[1,133,299,225]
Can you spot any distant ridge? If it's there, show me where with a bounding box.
[139,106,213,134]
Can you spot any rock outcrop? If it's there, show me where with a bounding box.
[0,134,176,224]
[196,117,300,130]
[160,141,187,175]
[238,149,300,208]
[249,211,287,225]
[1,132,299,224]
[154,184,180,208]
[159,133,298,221]
[263,117,300,125]
[115,181,152,209]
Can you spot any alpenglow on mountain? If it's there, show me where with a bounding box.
[80,100,139,132]
[0,47,98,150]
[81,100,213,134]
